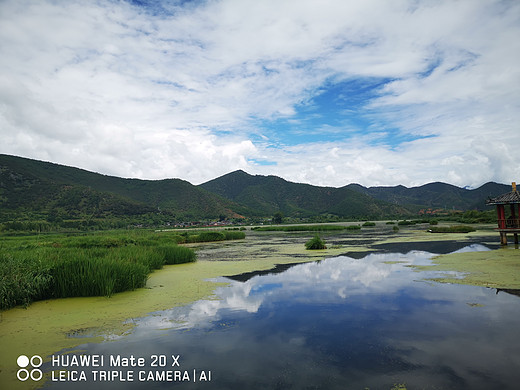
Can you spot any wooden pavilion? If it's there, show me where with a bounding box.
[486,182,520,245]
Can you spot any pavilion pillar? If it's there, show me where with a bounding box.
[500,232,508,245]
[512,204,519,228]
[497,204,506,229]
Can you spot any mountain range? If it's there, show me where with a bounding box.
[0,154,510,225]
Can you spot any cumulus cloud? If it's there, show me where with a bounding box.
[0,0,518,187]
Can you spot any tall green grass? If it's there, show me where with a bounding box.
[157,245,197,264]
[0,230,202,310]
[223,230,246,240]
[252,225,348,232]
[49,250,149,297]
[428,225,476,233]
[185,230,245,243]
[0,228,248,310]
[305,234,327,250]
[0,251,52,309]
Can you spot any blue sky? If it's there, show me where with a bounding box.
[0,0,519,188]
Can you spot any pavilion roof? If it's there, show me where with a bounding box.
[486,190,520,205]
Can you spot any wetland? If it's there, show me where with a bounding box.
[1,223,519,389]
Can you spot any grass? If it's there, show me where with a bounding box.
[0,251,52,309]
[0,229,243,310]
[158,245,197,264]
[49,250,149,298]
[252,224,359,232]
[185,230,245,243]
[305,234,327,250]
[428,225,476,233]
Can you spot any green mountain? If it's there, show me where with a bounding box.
[0,154,511,230]
[345,181,510,211]
[0,154,245,224]
[199,170,411,218]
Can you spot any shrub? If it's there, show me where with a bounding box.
[305,234,326,250]
[362,221,376,227]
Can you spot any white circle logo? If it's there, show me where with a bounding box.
[16,355,43,381]
[16,369,29,381]
[30,355,42,368]
[16,355,30,368]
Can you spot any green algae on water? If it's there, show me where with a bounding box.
[414,247,520,289]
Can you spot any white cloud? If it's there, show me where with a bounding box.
[0,0,518,187]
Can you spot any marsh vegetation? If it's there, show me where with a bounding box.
[252,224,360,232]
[0,229,244,310]
[1,222,518,390]
[428,225,476,233]
[44,230,518,390]
[305,234,327,250]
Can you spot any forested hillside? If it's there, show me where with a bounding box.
[0,154,509,231]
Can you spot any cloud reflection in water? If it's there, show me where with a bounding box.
[51,244,520,390]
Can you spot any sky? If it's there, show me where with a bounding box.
[1,0,519,188]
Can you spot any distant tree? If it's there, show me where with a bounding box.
[272,212,283,224]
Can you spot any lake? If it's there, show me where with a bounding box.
[40,240,520,390]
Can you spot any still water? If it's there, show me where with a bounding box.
[43,244,520,390]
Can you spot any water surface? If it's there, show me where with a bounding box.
[42,244,520,389]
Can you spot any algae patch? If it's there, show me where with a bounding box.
[414,247,520,289]
[383,261,408,265]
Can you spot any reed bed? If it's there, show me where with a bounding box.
[428,225,476,233]
[0,250,52,310]
[0,228,248,310]
[184,230,246,243]
[0,231,201,310]
[252,225,349,232]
